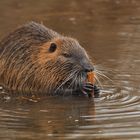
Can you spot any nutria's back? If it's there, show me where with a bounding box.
[0,22,95,96]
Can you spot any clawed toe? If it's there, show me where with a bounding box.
[81,82,100,98]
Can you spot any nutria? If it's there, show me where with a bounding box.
[0,22,99,97]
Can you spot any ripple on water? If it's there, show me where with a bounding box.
[64,86,140,140]
[0,82,140,140]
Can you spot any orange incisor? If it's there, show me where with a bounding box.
[87,71,96,97]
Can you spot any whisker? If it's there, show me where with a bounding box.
[69,71,79,89]
[78,72,83,92]
[95,74,103,89]
[68,75,75,89]
[95,70,113,83]
[54,70,77,93]
[65,70,80,95]
[95,64,116,73]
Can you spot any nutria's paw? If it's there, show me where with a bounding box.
[82,82,94,93]
[81,82,100,98]
[94,85,100,98]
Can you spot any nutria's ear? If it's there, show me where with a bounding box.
[49,43,57,53]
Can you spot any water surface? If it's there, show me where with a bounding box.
[0,0,140,140]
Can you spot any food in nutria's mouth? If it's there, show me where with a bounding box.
[87,72,96,97]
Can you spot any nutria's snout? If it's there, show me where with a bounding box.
[80,59,94,73]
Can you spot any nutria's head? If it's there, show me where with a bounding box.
[34,36,94,94]
[0,22,95,95]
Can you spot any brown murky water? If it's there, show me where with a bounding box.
[0,0,140,140]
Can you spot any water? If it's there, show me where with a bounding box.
[0,0,140,139]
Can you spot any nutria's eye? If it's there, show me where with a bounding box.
[62,52,71,58]
[49,43,57,53]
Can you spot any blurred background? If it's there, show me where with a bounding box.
[0,0,140,140]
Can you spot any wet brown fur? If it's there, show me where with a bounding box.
[0,22,93,96]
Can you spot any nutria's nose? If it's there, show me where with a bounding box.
[84,66,94,72]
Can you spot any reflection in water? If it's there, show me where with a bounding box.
[0,0,140,139]
[0,97,95,139]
